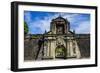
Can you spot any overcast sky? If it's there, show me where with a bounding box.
[24,11,90,34]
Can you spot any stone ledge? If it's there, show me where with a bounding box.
[42,56,53,60]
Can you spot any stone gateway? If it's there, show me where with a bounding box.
[24,16,90,61]
[42,16,81,59]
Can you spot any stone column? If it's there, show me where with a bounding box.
[47,41,50,57]
[74,40,81,58]
[50,40,56,59]
[66,38,70,57]
[69,38,75,57]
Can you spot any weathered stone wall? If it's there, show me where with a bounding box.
[24,35,90,61]
[24,38,43,61]
[76,38,90,58]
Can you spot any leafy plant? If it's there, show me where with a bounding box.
[24,21,29,35]
[55,47,65,56]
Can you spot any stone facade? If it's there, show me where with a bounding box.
[24,16,90,61]
[43,16,81,59]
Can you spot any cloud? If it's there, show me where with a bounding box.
[29,18,51,34]
[25,12,61,34]
[74,21,90,34]
[24,11,31,23]
[59,13,90,34]
[24,11,90,34]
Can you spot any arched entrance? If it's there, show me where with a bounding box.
[55,45,66,59]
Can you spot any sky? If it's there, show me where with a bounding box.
[24,11,90,34]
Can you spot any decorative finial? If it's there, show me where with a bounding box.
[73,30,75,34]
[59,14,61,17]
[44,30,47,33]
[58,13,62,17]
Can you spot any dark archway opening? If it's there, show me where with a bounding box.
[55,45,66,59]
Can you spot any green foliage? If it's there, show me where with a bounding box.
[55,48,65,56]
[32,35,41,39]
[56,48,64,53]
[24,21,29,35]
